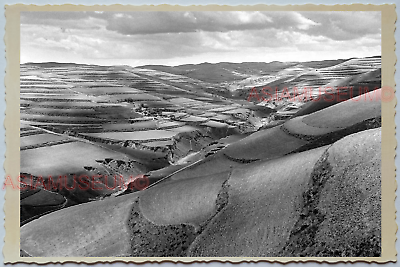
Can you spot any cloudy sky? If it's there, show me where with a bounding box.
[20,11,381,66]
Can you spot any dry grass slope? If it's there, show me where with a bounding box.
[19,57,382,257]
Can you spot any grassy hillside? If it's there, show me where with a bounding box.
[21,128,381,257]
[20,56,382,257]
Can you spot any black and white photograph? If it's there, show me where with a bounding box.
[15,8,388,259]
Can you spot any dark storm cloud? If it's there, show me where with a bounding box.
[88,11,320,37]
[103,12,274,35]
[21,11,274,34]
[94,11,380,42]
[20,11,380,41]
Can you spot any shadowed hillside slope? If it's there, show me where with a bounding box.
[20,128,381,257]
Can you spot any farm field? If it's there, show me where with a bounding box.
[20,141,133,177]
[20,133,68,148]
[81,130,178,141]
[20,56,383,257]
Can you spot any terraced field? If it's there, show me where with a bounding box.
[20,56,382,257]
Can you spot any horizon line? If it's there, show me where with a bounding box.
[20,55,382,68]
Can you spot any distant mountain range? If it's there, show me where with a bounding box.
[138,55,380,83]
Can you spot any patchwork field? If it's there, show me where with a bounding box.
[20,56,382,257]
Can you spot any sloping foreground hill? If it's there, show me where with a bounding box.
[188,128,381,257]
[221,88,381,161]
[20,127,381,257]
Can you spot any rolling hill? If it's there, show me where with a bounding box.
[20,56,382,257]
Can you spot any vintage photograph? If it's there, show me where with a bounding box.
[16,9,386,258]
